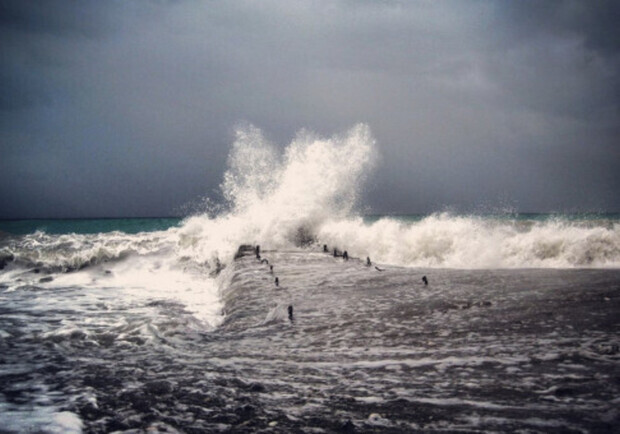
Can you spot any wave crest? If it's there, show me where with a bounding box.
[176,123,376,263]
[317,213,620,269]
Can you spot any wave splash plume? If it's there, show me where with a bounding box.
[1,123,619,300]
[179,122,619,270]
[178,123,375,259]
[1,124,620,433]
[319,213,620,269]
[0,124,377,328]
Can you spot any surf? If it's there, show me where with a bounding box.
[1,124,619,433]
[2,123,619,303]
[0,123,617,341]
[0,124,378,333]
[317,212,620,269]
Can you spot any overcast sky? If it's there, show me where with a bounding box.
[1,0,618,218]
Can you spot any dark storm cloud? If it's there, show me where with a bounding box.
[489,0,620,117]
[0,0,618,218]
[0,0,113,37]
[0,0,117,110]
[501,0,620,55]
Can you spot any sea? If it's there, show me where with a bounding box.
[1,125,619,433]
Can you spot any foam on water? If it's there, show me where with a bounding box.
[0,228,222,327]
[177,122,376,252]
[174,123,618,270]
[318,213,620,268]
[0,124,618,363]
[0,124,378,338]
[1,124,617,323]
[2,123,619,433]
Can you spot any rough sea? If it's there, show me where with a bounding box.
[1,125,619,433]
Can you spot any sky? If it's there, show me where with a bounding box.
[1,0,619,218]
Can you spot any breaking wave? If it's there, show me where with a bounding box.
[1,123,619,282]
[318,213,620,269]
[174,122,619,269]
[4,124,618,434]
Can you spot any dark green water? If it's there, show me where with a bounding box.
[1,213,618,236]
[0,218,182,235]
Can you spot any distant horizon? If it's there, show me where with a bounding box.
[2,209,619,221]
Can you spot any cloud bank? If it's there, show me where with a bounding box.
[1,0,618,217]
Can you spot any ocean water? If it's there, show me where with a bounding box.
[1,124,619,433]
[0,218,182,236]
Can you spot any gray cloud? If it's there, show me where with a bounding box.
[1,0,618,218]
[499,0,620,55]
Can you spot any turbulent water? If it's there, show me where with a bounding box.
[1,124,619,433]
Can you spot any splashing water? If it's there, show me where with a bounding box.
[0,124,378,328]
[317,213,620,268]
[2,123,619,303]
[1,124,619,433]
[182,122,618,269]
[178,122,376,261]
[0,123,618,339]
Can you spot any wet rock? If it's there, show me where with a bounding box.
[234,404,256,421]
[248,382,266,393]
[338,419,356,432]
[0,253,14,270]
[39,276,53,283]
[235,245,255,259]
[144,380,174,395]
[95,333,115,347]
[84,373,123,389]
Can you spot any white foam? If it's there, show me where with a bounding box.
[0,400,83,434]
[318,213,620,269]
[177,123,618,272]
[49,411,84,433]
[49,252,223,328]
[177,123,376,253]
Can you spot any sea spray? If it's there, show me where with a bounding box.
[179,123,377,259]
[182,123,618,269]
[0,124,378,332]
[0,230,169,272]
[2,127,620,433]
